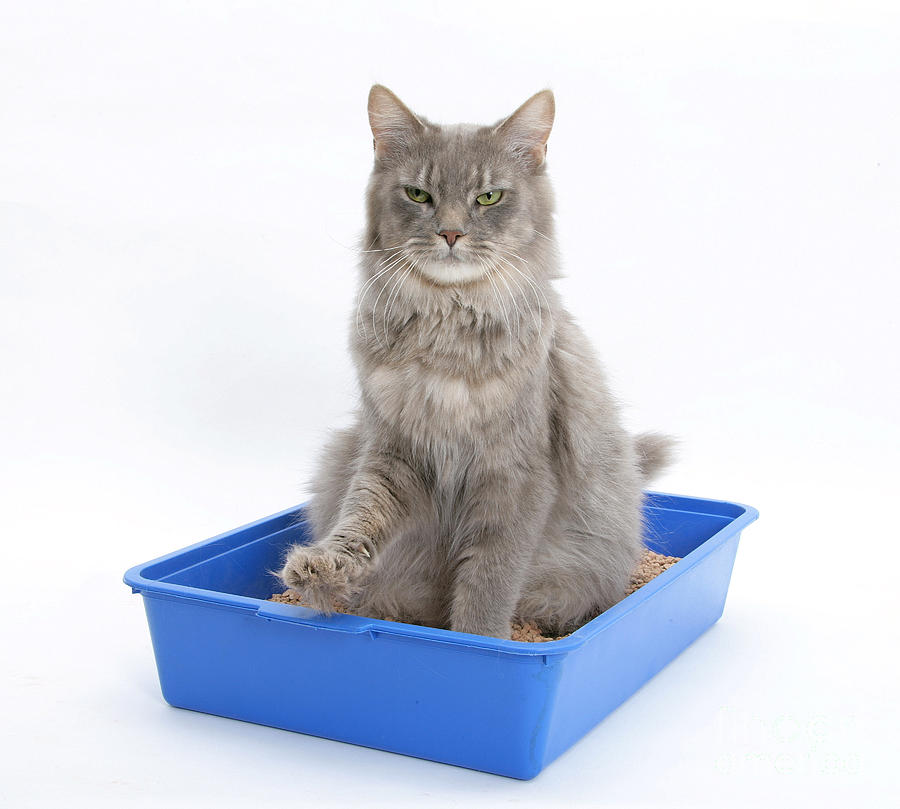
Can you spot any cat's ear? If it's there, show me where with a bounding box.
[493,89,555,169]
[368,85,425,162]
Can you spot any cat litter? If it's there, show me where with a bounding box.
[269,549,681,642]
[124,492,757,779]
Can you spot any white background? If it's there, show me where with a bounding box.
[1,1,898,806]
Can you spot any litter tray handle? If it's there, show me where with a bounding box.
[255,601,376,634]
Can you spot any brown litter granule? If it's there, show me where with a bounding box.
[270,590,345,610]
[269,549,680,643]
[625,549,681,596]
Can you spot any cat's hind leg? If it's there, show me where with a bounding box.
[516,524,642,636]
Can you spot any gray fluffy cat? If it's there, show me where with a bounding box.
[277,85,673,639]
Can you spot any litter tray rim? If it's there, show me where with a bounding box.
[124,490,758,657]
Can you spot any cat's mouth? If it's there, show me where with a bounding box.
[417,254,488,286]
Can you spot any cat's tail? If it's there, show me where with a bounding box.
[634,432,676,481]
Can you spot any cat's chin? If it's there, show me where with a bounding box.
[417,259,487,286]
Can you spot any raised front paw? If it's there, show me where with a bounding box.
[277,540,369,613]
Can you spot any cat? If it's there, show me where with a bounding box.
[277,85,673,639]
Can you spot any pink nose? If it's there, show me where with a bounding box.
[439,230,464,247]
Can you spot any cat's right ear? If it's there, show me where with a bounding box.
[368,85,424,162]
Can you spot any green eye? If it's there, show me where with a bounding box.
[476,189,503,206]
[405,187,432,204]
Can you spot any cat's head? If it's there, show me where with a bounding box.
[363,85,559,287]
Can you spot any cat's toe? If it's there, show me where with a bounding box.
[279,543,365,612]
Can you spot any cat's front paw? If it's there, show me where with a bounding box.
[277,541,368,613]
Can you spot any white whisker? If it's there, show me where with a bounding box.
[356,266,398,339]
[356,245,408,253]
[357,251,405,303]
[370,258,411,348]
[355,250,406,339]
[495,255,542,338]
[496,261,534,340]
[358,250,406,301]
[491,251,553,340]
[489,261,522,344]
[490,246,552,310]
[330,232,407,254]
[480,259,512,345]
[383,258,418,345]
[492,243,533,266]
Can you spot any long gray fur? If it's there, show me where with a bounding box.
[277,85,674,639]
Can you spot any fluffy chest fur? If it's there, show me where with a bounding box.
[356,289,550,444]
[362,357,531,438]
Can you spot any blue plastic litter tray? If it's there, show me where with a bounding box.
[124,491,757,779]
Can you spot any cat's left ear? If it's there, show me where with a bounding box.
[368,84,425,162]
[493,89,555,169]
